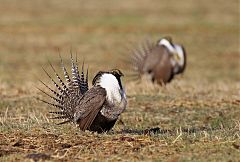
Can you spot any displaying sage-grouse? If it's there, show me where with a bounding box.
[130,37,186,85]
[37,56,127,133]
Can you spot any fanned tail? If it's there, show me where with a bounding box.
[131,39,154,73]
[59,53,71,85]
[35,97,64,110]
[70,53,81,88]
[37,53,89,124]
[49,61,69,96]
[80,62,89,94]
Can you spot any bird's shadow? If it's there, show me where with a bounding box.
[113,126,222,135]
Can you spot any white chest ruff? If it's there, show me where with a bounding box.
[173,44,185,67]
[99,74,127,119]
[159,39,185,73]
[99,74,121,102]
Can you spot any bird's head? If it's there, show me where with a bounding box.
[157,36,176,55]
[109,69,124,78]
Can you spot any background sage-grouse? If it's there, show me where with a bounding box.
[130,37,187,85]
[38,55,127,133]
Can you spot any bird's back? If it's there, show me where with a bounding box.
[143,46,173,83]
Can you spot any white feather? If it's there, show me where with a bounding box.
[99,73,123,103]
[173,44,185,67]
[159,39,185,67]
[158,39,175,53]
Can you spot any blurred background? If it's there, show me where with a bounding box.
[0,0,239,86]
[0,0,239,161]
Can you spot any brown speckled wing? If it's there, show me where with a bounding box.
[74,86,107,131]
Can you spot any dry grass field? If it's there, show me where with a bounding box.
[0,0,239,161]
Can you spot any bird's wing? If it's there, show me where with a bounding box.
[74,86,106,131]
[37,54,89,124]
[131,39,155,74]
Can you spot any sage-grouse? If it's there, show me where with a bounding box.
[38,56,127,133]
[131,37,187,85]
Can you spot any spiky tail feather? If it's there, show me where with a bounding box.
[37,54,89,124]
